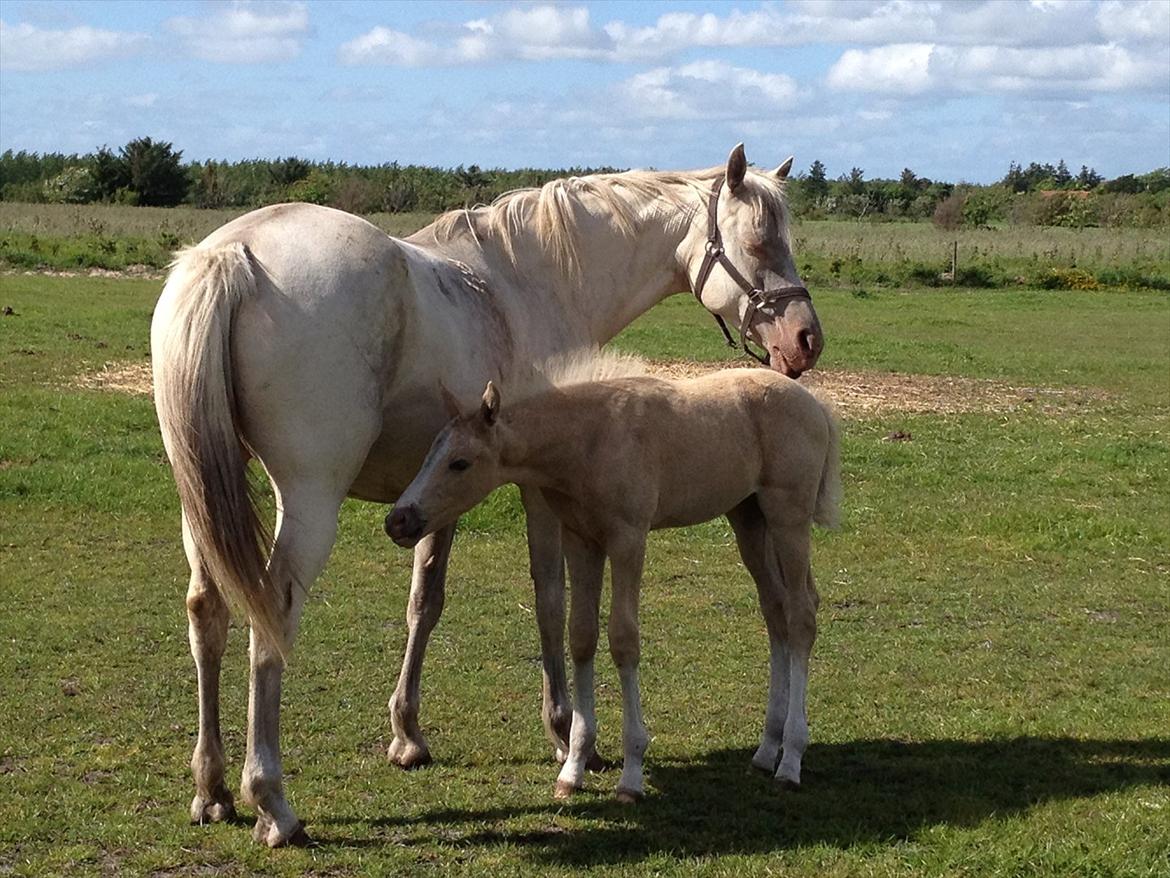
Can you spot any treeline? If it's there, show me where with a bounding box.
[1,139,1167,228]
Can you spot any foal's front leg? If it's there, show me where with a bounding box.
[554,531,604,798]
[607,533,649,803]
[388,524,456,768]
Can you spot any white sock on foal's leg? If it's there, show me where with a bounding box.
[555,657,596,797]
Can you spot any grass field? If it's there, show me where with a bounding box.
[2,200,1167,290]
[0,274,1167,876]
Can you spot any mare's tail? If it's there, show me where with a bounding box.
[152,243,286,656]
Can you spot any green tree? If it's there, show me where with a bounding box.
[120,137,190,206]
[805,159,829,200]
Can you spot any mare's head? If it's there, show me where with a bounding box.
[679,144,823,377]
[386,383,506,548]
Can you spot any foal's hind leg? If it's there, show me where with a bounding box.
[242,482,342,847]
[757,495,818,789]
[182,514,235,824]
[388,524,456,769]
[727,498,789,777]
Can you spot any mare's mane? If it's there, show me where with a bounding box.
[428,166,788,276]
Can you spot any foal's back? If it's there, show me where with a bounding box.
[542,368,827,530]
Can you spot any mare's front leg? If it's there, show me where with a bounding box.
[182,514,235,824]
[554,530,605,798]
[388,524,456,768]
[727,498,790,776]
[243,483,342,847]
[607,531,649,803]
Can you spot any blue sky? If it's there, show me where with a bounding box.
[1,1,1167,183]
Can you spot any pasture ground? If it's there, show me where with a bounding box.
[0,274,1167,877]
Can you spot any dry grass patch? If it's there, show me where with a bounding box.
[73,359,1104,416]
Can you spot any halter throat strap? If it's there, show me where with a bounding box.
[691,176,812,365]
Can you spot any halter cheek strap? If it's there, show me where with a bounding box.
[691,176,812,365]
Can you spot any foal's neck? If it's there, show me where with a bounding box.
[498,395,595,492]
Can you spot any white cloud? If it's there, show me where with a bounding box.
[340,4,610,66]
[339,1,1170,69]
[166,2,309,64]
[0,20,148,71]
[1097,0,1170,43]
[338,26,437,66]
[617,61,799,121]
[828,42,1168,95]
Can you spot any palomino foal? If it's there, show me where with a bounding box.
[387,360,841,799]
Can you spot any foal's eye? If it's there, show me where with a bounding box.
[449,459,471,472]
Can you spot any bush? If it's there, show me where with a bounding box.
[932,193,965,230]
[1037,268,1099,290]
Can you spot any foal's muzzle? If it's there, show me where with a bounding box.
[385,505,426,547]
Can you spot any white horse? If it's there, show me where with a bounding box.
[151,144,823,845]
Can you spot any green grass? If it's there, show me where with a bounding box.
[1,275,1168,876]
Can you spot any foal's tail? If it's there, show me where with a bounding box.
[812,394,842,530]
[152,243,286,657]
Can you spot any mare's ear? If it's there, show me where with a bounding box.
[726,143,748,193]
[439,383,462,419]
[774,156,795,180]
[481,381,501,426]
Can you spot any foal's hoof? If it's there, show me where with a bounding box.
[253,815,312,848]
[387,736,432,770]
[615,787,643,805]
[190,788,236,824]
[553,780,579,800]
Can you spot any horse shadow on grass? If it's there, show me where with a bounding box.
[318,737,1170,866]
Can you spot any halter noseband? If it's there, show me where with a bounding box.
[691,176,812,365]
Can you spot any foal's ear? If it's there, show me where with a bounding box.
[726,143,748,193]
[481,381,501,426]
[774,156,795,180]
[439,382,462,419]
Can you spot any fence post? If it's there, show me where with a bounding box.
[952,240,958,284]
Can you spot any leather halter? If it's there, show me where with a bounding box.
[691,176,812,365]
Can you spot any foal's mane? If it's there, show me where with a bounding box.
[429,166,787,276]
[505,348,649,404]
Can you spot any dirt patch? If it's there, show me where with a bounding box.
[74,359,1103,415]
[3,264,162,280]
[645,360,1103,415]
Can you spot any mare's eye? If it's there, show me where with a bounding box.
[449,459,471,472]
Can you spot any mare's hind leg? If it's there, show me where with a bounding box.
[388,524,456,768]
[726,497,789,777]
[757,493,818,789]
[242,482,342,847]
[182,514,235,824]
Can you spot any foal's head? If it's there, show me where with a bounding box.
[679,144,823,378]
[386,383,506,548]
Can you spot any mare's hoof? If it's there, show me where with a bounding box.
[750,751,779,774]
[553,780,579,800]
[775,775,801,791]
[253,816,311,847]
[615,787,643,805]
[190,788,236,824]
[387,736,432,770]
